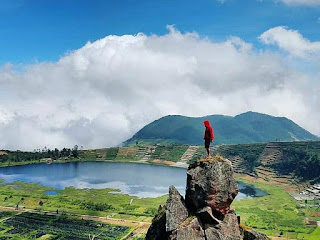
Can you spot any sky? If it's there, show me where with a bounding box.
[0,0,320,150]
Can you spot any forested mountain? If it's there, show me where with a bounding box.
[123,111,319,146]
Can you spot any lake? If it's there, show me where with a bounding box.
[0,162,267,199]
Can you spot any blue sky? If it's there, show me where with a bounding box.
[1,0,320,150]
[1,0,319,64]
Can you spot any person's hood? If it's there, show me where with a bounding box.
[204,120,211,128]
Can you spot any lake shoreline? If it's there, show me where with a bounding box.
[0,161,267,199]
[0,161,318,239]
[0,157,302,194]
[0,157,188,169]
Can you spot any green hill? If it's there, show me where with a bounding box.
[123,111,319,146]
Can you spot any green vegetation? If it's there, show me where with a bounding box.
[123,111,319,146]
[273,142,320,182]
[212,143,266,172]
[79,149,97,161]
[232,178,320,239]
[0,180,167,222]
[188,143,266,172]
[0,169,319,239]
[0,212,131,240]
[114,147,140,162]
[189,147,206,163]
[105,147,119,160]
[0,211,15,219]
[188,141,320,179]
[2,141,320,183]
[0,146,80,167]
[1,141,320,239]
[151,145,189,162]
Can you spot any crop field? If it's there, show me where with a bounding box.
[0,211,15,219]
[232,179,320,240]
[0,212,131,240]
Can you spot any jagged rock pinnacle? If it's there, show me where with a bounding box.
[146,156,268,240]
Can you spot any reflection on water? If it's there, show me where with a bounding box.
[236,181,267,200]
[0,162,267,198]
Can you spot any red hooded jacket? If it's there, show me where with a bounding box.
[203,120,214,141]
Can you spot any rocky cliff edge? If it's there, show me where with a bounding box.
[146,155,269,240]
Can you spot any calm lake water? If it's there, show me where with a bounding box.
[0,162,266,199]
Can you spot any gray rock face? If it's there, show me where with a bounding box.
[170,217,205,240]
[196,206,220,225]
[145,206,167,240]
[146,157,267,240]
[166,185,188,232]
[243,229,268,240]
[171,211,241,240]
[204,211,241,240]
[185,159,239,215]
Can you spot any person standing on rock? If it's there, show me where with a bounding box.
[203,120,214,157]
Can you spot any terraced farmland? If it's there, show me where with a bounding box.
[115,147,138,161]
[151,145,189,163]
[3,141,319,184]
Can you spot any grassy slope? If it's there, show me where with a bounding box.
[0,180,167,222]
[232,178,320,239]
[151,145,189,162]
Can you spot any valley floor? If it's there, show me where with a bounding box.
[0,152,319,239]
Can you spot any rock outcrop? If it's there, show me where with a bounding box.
[242,229,268,240]
[186,157,239,216]
[146,155,268,240]
[165,185,188,232]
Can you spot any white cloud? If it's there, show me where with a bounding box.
[0,26,319,150]
[259,26,320,58]
[277,0,320,6]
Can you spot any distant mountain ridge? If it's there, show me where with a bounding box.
[123,111,319,146]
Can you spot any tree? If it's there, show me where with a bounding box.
[54,148,60,160]
[72,145,79,158]
[0,153,8,162]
